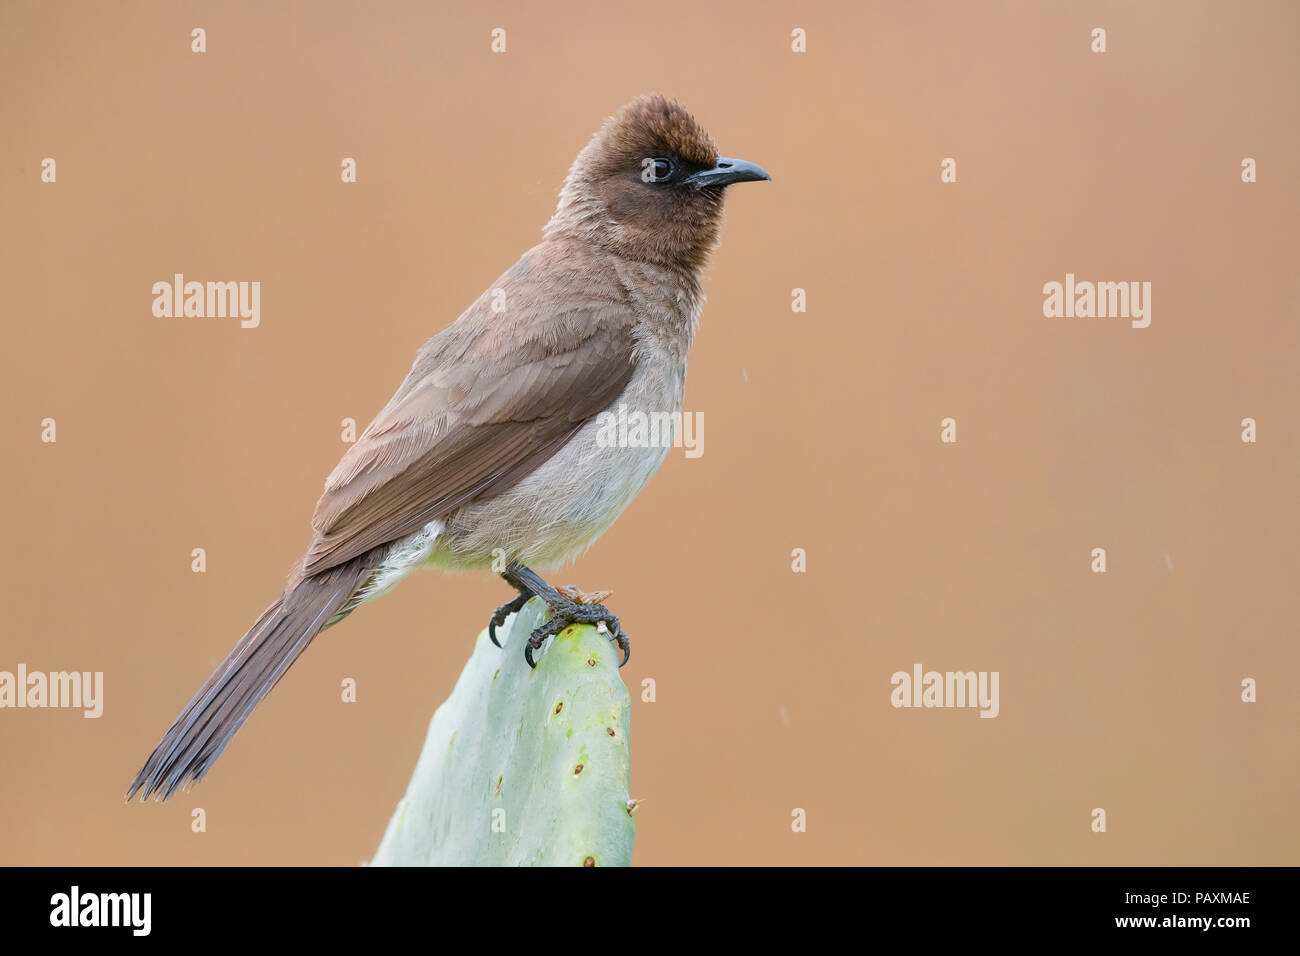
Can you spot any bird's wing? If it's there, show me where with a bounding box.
[300,260,637,578]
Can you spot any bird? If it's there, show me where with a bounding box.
[128,93,769,801]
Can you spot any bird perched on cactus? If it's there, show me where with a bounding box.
[129,94,770,801]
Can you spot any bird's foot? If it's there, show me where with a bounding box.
[491,563,629,668]
[525,596,630,669]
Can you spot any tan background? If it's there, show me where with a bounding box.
[2,0,1297,865]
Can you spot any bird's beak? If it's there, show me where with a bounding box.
[684,156,771,189]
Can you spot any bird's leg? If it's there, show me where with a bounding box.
[492,562,630,669]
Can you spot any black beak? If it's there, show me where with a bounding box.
[684,156,771,190]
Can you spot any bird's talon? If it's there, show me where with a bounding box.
[488,592,530,649]
[520,596,629,669]
[495,566,629,669]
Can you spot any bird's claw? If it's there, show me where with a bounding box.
[524,597,630,669]
[488,593,530,648]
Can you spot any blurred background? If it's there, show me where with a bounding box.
[2,0,1297,865]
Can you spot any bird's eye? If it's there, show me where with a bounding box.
[641,157,675,184]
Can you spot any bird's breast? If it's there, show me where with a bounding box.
[430,353,687,572]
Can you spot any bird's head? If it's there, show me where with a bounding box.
[545,94,770,272]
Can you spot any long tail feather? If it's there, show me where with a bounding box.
[128,556,374,801]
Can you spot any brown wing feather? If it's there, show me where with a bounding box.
[300,247,637,577]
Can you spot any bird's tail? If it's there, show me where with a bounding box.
[128,557,374,802]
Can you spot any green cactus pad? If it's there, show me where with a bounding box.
[371,597,634,866]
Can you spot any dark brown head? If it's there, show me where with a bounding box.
[544,94,769,271]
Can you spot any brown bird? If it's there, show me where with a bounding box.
[129,94,769,801]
